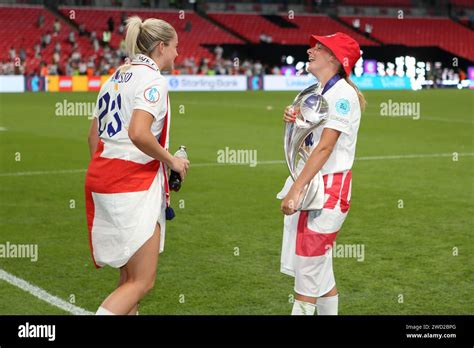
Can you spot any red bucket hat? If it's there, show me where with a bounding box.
[310,32,361,76]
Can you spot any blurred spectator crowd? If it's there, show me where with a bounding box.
[0,12,284,77]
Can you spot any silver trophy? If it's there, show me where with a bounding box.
[283,82,329,210]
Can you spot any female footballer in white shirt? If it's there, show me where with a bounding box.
[281,32,366,315]
[85,16,189,315]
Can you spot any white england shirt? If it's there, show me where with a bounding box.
[308,78,361,175]
[92,54,170,164]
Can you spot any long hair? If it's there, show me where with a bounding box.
[337,64,366,112]
[125,16,176,58]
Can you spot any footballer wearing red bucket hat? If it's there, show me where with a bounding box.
[310,32,361,76]
[279,31,366,316]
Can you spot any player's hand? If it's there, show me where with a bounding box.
[280,185,304,215]
[283,105,297,123]
[170,157,190,181]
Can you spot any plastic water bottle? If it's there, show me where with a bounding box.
[169,145,187,192]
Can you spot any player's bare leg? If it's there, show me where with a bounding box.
[96,223,161,315]
[292,286,338,315]
[117,267,139,315]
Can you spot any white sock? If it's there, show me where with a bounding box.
[316,294,339,315]
[291,300,316,315]
[96,306,116,315]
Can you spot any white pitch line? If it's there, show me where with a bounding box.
[184,152,474,167]
[356,152,474,161]
[0,268,93,315]
[0,153,472,176]
[0,127,7,131]
[0,168,86,177]
[191,160,284,167]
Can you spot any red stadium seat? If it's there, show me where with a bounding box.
[59,7,244,64]
[341,0,412,6]
[450,0,474,7]
[0,5,70,72]
[0,5,244,74]
[1,5,472,74]
[207,12,378,46]
[341,16,474,61]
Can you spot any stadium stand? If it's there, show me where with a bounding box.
[0,5,72,74]
[0,5,244,74]
[207,13,378,46]
[340,0,412,6]
[341,16,474,61]
[59,7,243,64]
[1,2,472,75]
[450,0,474,6]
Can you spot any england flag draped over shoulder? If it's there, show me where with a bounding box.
[85,54,171,269]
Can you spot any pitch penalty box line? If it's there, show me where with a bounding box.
[0,268,93,315]
[0,153,473,177]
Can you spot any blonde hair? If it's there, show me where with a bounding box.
[125,16,176,58]
[337,64,366,112]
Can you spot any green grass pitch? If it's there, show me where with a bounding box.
[0,89,472,314]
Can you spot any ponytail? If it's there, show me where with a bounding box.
[125,16,142,58]
[125,16,176,58]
